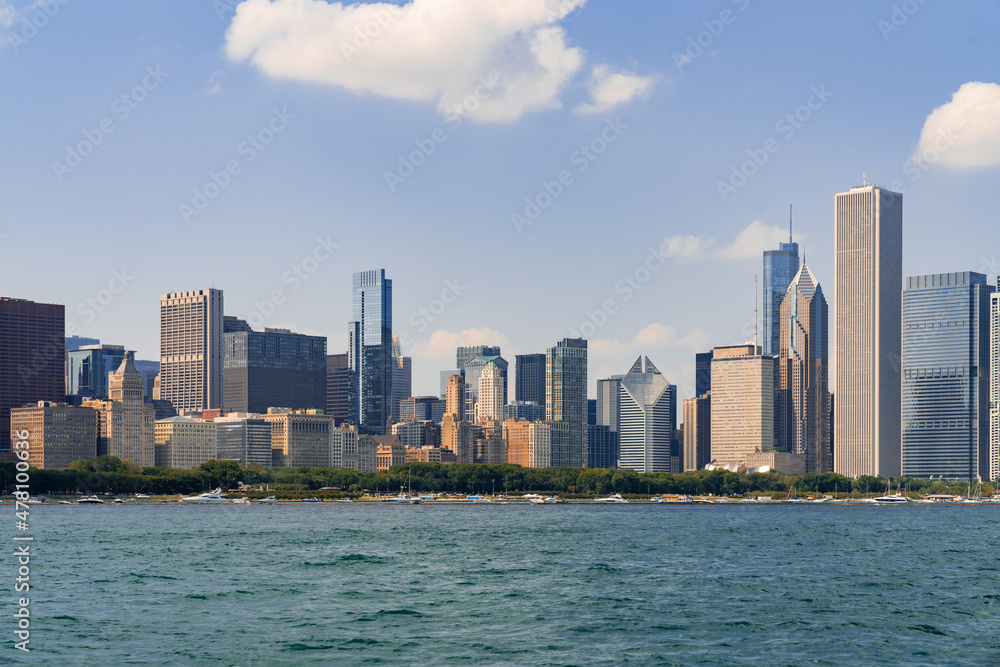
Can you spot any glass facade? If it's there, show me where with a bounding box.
[618,357,675,473]
[763,242,799,356]
[546,338,588,467]
[463,355,508,417]
[902,272,993,479]
[515,353,546,408]
[67,345,132,398]
[348,269,393,434]
[223,329,327,414]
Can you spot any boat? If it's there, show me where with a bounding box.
[595,493,628,504]
[180,488,230,504]
[255,496,277,505]
[301,497,322,503]
[78,496,105,504]
[24,497,46,504]
[112,498,128,504]
[395,468,422,504]
[873,482,909,503]
[530,497,546,504]
[58,500,73,505]
[232,497,251,505]
[543,496,565,504]
[335,498,353,503]
[135,493,150,498]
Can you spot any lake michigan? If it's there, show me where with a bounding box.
[7,503,1000,666]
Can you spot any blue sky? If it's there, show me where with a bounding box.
[2,0,999,400]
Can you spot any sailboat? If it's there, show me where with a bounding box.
[395,468,422,504]
[874,481,909,503]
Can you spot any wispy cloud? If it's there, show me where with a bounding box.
[574,64,658,115]
[660,220,800,262]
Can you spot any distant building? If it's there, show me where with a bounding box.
[474,421,505,464]
[695,352,712,397]
[67,344,132,398]
[215,413,273,467]
[160,289,224,413]
[375,435,407,470]
[546,338,587,467]
[406,446,452,463]
[682,395,711,472]
[441,413,473,463]
[400,396,446,422]
[710,345,775,464]
[763,234,800,356]
[330,424,360,470]
[222,327,327,414]
[618,357,675,473]
[326,353,352,426]
[992,278,1000,482]
[587,424,617,469]
[263,408,332,468]
[106,357,155,466]
[348,270,393,434]
[154,416,217,469]
[515,353,546,408]
[439,369,459,399]
[133,360,160,402]
[445,374,466,421]
[391,420,441,450]
[504,420,570,468]
[11,402,97,469]
[596,376,623,434]
[457,346,501,374]
[504,401,545,423]
[390,335,411,423]
[474,360,505,423]
[463,355,508,417]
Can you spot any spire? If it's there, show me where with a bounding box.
[789,204,792,244]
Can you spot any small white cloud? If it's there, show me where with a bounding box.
[717,220,795,259]
[0,2,19,29]
[915,81,1000,169]
[574,64,657,115]
[660,234,713,260]
[632,323,675,348]
[206,70,225,95]
[411,328,509,360]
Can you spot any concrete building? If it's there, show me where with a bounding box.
[515,353,547,408]
[474,360,505,423]
[263,408,332,468]
[375,435,407,470]
[445,374,466,420]
[439,369,459,400]
[902,272,993,479]
[348,269,393,435]
[390,335,411,423]
[391,420,441,450]
[400,396,446,422]
[474,421,506,464]
[777,263,831,473]
[0,298,65,453]
[159,289,224,413]
[546,338,587,468]
[504,420,570,468]
[406,446,454,463]
[154,416,218,469]
[331,424,361,470]
[710,345,775,464]
[834,185,903,477]
[463,355,508,417]
[441,413,473,463]
[67,344,131,399]
[10,402,97,469]
[106,357,155,466]
[683,394,711,472]
[326,353,352,426]
[457,346,501,374]
[215,413,273,467]
[618,357,676,473]
[223,328,327,414]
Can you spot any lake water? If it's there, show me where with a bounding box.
[6,503,1000,665]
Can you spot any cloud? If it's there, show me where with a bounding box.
[205,71,225,95]
[0,4,16,29]
[660,234,713,259]
[411,327,509,360]
[915,81,1000,169]
[225,0,593,123]
[659,221,800,262]
[574,64,657,115]
[632,323,676,348]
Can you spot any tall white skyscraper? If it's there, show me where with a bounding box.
[159,289,223,412]
[990,279,1000,482]
[618,356,675,473]
[474,360,505,423]
[834,184,902,477]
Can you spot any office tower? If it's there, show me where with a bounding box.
[463,355,508,416]
[587,424,617,469]
[390,337,412,423]
[835,185,903,477]
[992,278,1000,482]
[11,402,97,469]
[503,401,545,422]
[391,420,441,449]
[160,289,224,413]
[326,353,352,426]
[474,421,506,464]
[65,335,99,394]
[901,272,993,479]
[695,351,713,397]
[457,345,501,374]
[763,214,800,355]
[445,374,466,420]
[588,399,597,425]
[154,416,218,469]
[515,353,547,408]
[596,376,623,433]
[683,394,711,472]
[710,345,775,463]
[672,424,683,473]
[215,414,273,467]
[504,419,569,468]
[263,408,332,467]
[400,396,446,422]
[617,356,675,473]
[330,424,359,469]
[0,298,65,452]
[474,360,505,422]
[133,360,160,401]
[348,270,393,435]
[441,413,473,463]
[106,357,155,466]
[546,338,587,467]
[67,344,132,399]
[222,327,327,414]
[777,263,831,473]
[224,315,252,333]
[439,369,459,399]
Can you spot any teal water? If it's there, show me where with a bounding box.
[5,504,1000,666]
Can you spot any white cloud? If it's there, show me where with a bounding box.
[632,323,676,348]
[205,70,225,95]
[225,0,591,123]
[915,81,1000,169]
[659,220,800,263]
[574,64,657,115]
[660,234,713,259]
[411,327,509,360]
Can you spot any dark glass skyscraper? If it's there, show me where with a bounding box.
[901,272,993,479]
[546,338,587,467]
[223,328,327,414]
[515,353,546,408]
[763,229,799,356]
[348,269,393,435]
[695,351,712,396]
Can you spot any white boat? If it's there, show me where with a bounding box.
[543,496,565,504]
[396,468,422,504]
[334,498,353,503]
[595,493,628,504]
[58,500,73,505]
[255,496,277,505]
[301,497,322,503]
[181,488,230,504]
[112,498,128,504]
[78,496,105,504]
[232,497,251,505]
[873,482,909,503]
[135,493,150,498]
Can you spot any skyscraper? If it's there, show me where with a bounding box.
[546,338,587,468]
[0,297,65,452]
[991,278,1000,482]
[694,351,712,397]
[348,269,393,435]
[617,356,675,473]
[67,344,132,399]
[777,263,831,473]
[160,289,224,413]
[515,353,547,408]
[596,376,623,433]
[474,360,505,423]
[106,357,156,466]
[391,335,412,423]
[683,394,711,472]
[834,185,903,477]
[326,353,351,425]
[901,272,993,479]
[463,354,508,417]
[763,215,800,356]
[223,327,327,414]
[456,345,501,374]
[710,345,775,464]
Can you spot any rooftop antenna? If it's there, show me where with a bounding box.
[754,274,758,350]
[863,172,867,186]
[789,204,793,244]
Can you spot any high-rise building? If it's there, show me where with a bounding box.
[133,360,160,402]
[215,413,273,467]
[473,420,506,465]
[326,353,352,425]
[400,396,446,422]
[390,335,411,423]
[106,357,155,466]
[391,420,441,450]
[154,416,217,469]
[515,353,547,408]
[763,222,800,356]
[901,272,993,479]
[67,344,132,398]
[683,394,711,472]
[463,355,508,416]
[330,424,359,469]
[710,345,775,464]
[503,401,545,422]
[617,357,675,473]
[587,424,617,469]
[348,270,393,435]
[445,374,466,421]
[222,327,327,414]
[439,369,459,399]
[11,402,97,469]
[441,413,473,463]
[991,278,1000,482]
[457,346,501,374]
[504,419,569,468]
[546,338,587,467]
[596,376,623,433]
[263,408,332,467]
[160,289,224,413]
[834,185,903,477]
[1,298,65,452]
[777,263,831,473]
[695,352,713,397]
[474,360,505,423]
